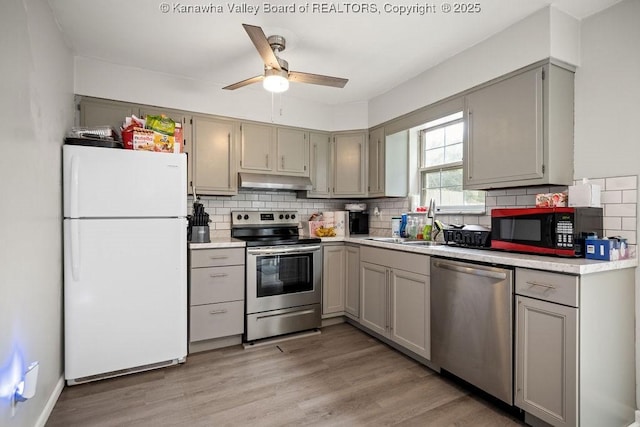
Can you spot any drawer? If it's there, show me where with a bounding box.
[190,265,245,305]
[190,301,244,342]
[360,246,430,276]
[516,268,579,307]
[191,248,245,268]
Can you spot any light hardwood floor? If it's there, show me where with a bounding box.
[47,323,525,426]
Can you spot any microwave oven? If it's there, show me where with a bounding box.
[491,207,603,257]
[348,211,369,235]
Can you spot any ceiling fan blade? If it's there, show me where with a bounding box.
[223,75,264,90]
[288,71,348,88]
[242,24,281,71]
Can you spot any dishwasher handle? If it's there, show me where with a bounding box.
[433,260,508,280]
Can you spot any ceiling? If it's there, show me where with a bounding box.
[48,0,621,105]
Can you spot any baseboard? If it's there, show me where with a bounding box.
[35,375,64,427]
[628,410,640,427]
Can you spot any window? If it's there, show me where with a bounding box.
[419,111,485,213]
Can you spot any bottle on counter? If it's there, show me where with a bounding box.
[416,217,425,240]
[407,217,417,239]
[399,213,408,238]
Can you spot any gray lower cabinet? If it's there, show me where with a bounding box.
[344,245,360,319]
[516,294,577,427]
[189,247,245,352]
[322,244,346,316]
[360,246,430,359]
[322,244,360,319]
[515,267,635,427]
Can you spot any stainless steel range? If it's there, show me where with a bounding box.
[231,211,322,342]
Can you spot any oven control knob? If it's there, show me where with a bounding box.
[285,214,290,219]
[279,214,284,219]
[236,214,242,220]
[291,214,296,220]
[244,214,249,220]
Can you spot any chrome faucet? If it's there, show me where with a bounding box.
[427,198,437,240]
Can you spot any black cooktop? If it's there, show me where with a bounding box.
[239,236,322,247]
[231,210,321,247]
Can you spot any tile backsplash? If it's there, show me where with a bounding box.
[367,175,637,253]
[192,175,637,255]
[191,191,355,238]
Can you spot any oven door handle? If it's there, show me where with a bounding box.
[247,245,322,256]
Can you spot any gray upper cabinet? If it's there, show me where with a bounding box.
[276,127,309,176]
[308,131,332,198]
[192,116,237,196]
[79,98,138,130]
[238,122,274,173]
[464,62,574,190]
[368,128,408,198]
[332,131,367,198]
[367,127,385,197]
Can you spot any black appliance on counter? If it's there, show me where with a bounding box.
[188,201,210,243]
[348,211,369,235]
[491,207,603,257]
[443,225,492,248]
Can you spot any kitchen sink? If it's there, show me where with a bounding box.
[364,237,445,246]
[400,240,445,246]
[364,237,406,243]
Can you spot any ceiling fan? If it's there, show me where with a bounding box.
[223,24,348,93]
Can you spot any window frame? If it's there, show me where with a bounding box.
[418,113,486,215]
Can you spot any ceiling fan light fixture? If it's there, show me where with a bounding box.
[263,68,289,93]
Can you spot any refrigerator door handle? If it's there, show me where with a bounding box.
[71,220,81,281]
[70,154,80,218]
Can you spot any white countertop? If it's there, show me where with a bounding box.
[189,238,246,249]
[187,235,637,275]
[328,236,638,275]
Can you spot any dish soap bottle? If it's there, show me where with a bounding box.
[399,213,408,238]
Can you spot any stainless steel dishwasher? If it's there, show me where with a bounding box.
[431,257,514,405]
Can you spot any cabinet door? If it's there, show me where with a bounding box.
[140,107,193,195]
[333,132,367,197]
[464,67,544,189]
[515,295,578,427]
[79,98,138,130]
[308,132,332,198]
[360,261,388,335]
[239,123,274,172]
[192,116,237,195]
[390,269,430,359]
[322,245,346,315]
[276,128,309,176]
[368,127,385,197]
[344,245,360,318]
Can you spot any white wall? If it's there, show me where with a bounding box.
[0,0,73,426]
[368,6,583,127]
[573,0,640,407]
[74,57,371,131]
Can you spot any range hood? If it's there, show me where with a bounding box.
[238,172,313,191]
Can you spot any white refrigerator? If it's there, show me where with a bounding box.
[63,145,188,385]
